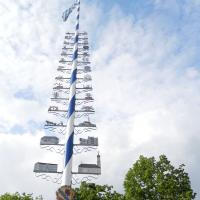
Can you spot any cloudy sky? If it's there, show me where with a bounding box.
[0,0,200,199]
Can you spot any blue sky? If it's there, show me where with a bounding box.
[85,0,200,71]
[0,0,200,199]
[100,0,155,19]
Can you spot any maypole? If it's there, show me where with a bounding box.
[61,0,80,187]
[33,0,101,199]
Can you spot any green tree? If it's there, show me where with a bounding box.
[74,182,124,200]
[124,155,196,200]
[0,193,43,200]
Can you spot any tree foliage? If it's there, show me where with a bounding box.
[74,182,124,200]
[124,155,196,200]
[0,193,43,200]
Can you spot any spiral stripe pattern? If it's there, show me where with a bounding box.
[61,0,80,187]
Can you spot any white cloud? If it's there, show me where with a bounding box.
[92,3,200,194]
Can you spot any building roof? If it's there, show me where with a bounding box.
[41,136,58,140]
[35,162,57,166]
[79,164,100,168]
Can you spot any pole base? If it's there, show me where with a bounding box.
[56,185,75,200]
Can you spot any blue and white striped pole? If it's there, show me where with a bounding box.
[61,0,80,187]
